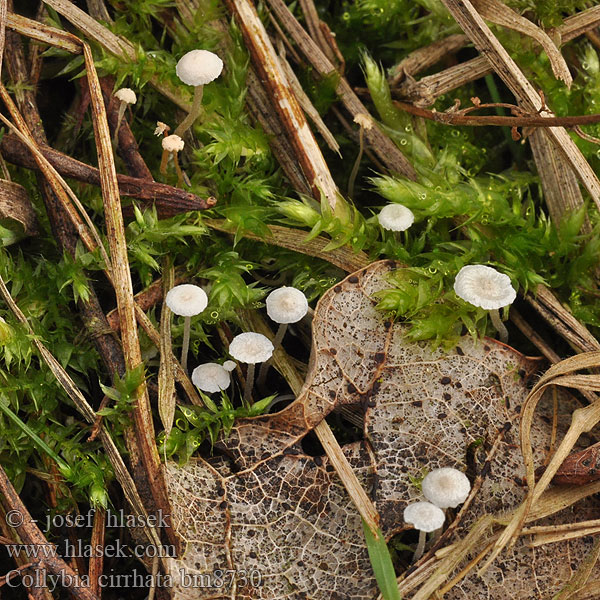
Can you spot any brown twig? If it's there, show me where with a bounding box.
[0,135,216,216]
[0,466,99,600]
[389,34,469,86]
[88,508,106,599]
[392,100,600,128]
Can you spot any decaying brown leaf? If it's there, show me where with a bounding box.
[167,261,600,599]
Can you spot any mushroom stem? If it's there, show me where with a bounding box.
[159,149,171,175]
[347,125,365,199]
[181,316,192,373]
[413,530,427,562]
[174,85,204,138]
[243,362,256,404]
[173,153,184,188]
[489,308,509,343]
[257,323,287,389]
[113,102,127,146]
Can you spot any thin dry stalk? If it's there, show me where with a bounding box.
[0,273,165,560]
[0,0,6,77]
[297,0,337,65]
[38,0,187,110]
[277,41,341,155]
[81,40,171,526]
[395,5,600,105]
[482,352,600,572]
[0,86,112,271]
[526,285,600,354]
[0,467,99,600]
[551,538,600,600]
[158,261,176,444]
[241,309,381,536]
[6,11,81,53]
[389,34,469,86]
[472,0,572,86]
[529,129,587,228]
[264,0,418,180]
[204,218,370,272]
[224,0,340,211]
[88,508,106,599]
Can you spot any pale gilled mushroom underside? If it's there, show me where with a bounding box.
[453,264,516,310]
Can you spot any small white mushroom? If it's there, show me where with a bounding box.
[378,204,415,232]
[165,284,208,373]
[154,121,170,137]
[403,501,445,561]
[453,264,516,343]
[191,362,231,394]
[258,286,309,388]
[421,467,471,509]
[160,134,185,185]
[174,49,223,137]
[266,286,308,335]
[161,135,185,153]
[222,360,237,372]
[229,332,274,402]
[113,87,137,145]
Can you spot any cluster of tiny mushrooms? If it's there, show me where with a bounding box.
[404,467,472,560]
[112,48,519,556]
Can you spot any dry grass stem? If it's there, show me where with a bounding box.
[158,260,176,445]
[472,0,572,86]
[395,5,600,105]
[225,0,340,210]
[205,218,370,272]
[264,0,418,180]
[389,34,469,86]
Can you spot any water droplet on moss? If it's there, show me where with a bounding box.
[210,311,219,319]
[405,125,412,132]
[451,130,460,137]
[419,193,427,200]
[400,138,408,146]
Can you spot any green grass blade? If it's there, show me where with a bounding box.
[0,401,71,476]
[362,519,402,600]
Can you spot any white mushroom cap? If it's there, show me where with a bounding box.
[115,87,137,105]
[162,134,185,153]
[154,121,169,136]
[191,362,231,393]
[354,113,373,130]
[453,265,516,311]
[266,287,309,324]
[378,204,415,231]
[222,360,237,372]
[165,284,208,317]
[176,49,224,86]
[229,332,274,364]
[403,501,445,532]
[422,467,471,509]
